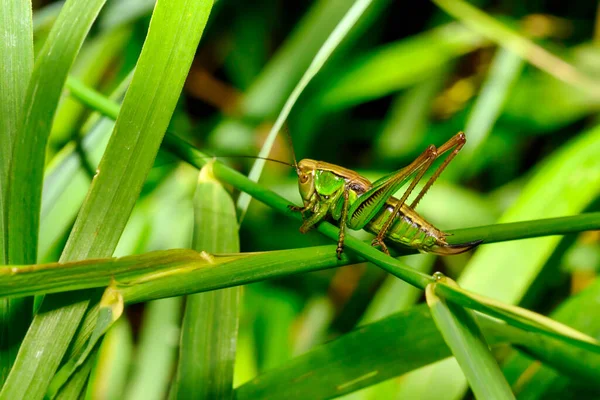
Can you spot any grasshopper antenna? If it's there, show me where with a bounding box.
[283,127,300,175]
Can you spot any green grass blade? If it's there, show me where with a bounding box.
[40,74,133,262]
[0,248,341,300]
[124,298,182,400]
[6,0,105,266]
[319,23,484,110]
[236,303,599,399]
[432,0,600,96]
[434,280,598,353]
[0,1,214,398]
[53,353,96,400]
[426,281,515,400]
[0,0,33,384]
[237,0,375,222]
[0,244,597,357]
[172,163,240,399]
[0,0,33,261]
[86,318,133,400]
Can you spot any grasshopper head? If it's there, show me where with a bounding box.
[297,159,317,205]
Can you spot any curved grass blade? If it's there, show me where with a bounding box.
[426,281,515,400]
[0,1,214,398]
[47,286,124,398]
[238,0,376,222]
[172,163,241,398]
[0,0,33,383]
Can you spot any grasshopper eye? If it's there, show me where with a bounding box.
[300,174,309,184]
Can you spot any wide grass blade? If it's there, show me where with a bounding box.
[6,0,105,266]
[0,1,214,398]
[0,0,33,383]
[426,280,515,400]
[172,163,240,399]
[238,0,376,221]
[236,302,600,399]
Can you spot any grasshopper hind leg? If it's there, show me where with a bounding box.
[370,238,391,256]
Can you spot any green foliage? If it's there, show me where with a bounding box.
[0,0,599,399]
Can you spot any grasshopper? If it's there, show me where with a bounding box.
[288,132,481,259]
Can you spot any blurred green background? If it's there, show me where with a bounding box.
[31,0,600,398]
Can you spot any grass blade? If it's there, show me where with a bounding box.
[86,318,133,400]
[0,0,33,383]
[426,280,515,400]
[6,0,105,266]
[237,0,376,222]
[172,163,240,399]
[0,1,214,398]
[236,302,599,399]
[124,298,182,400]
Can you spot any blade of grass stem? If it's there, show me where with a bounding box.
[0,0,33,383]
[426,281,515,400]
[172,163,240,398]
[238,0,375,222]
[0,1,214,398]
[0,242,598,358]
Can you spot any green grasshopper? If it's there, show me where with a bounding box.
[288,132,481,259]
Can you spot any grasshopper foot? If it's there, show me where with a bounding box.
[336,243,344,260]
[288,204,304,212]
[288,204,309,220]
[371,238,390,256]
